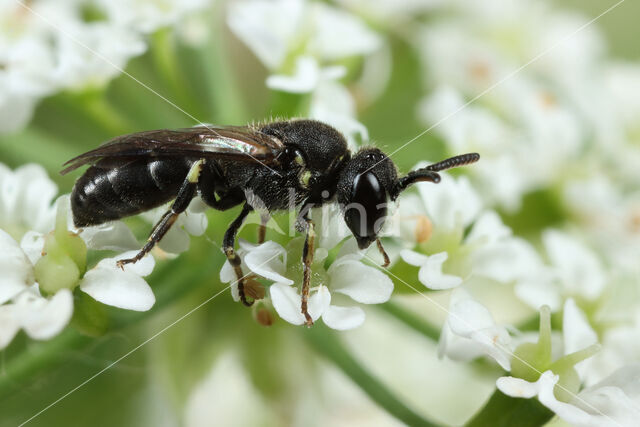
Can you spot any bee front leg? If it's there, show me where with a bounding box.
[300,216,315,327]
[116,169,198,269]
[223,203,254,306]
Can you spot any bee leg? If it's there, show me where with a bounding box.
[257,213,269,244]
[116,161,204,269]
[223,203,254,307]
[300,216,315,327]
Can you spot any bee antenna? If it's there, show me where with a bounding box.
[424,153,480,172]
[391,153,480,200]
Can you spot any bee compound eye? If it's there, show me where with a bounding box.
[344,172,387,247]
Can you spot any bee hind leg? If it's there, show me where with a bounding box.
[116,176,197,269]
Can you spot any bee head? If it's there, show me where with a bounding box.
[336,148,397,249]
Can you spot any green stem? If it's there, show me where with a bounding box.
[379,301,441,341]
[151,29,205,119]
[465,389,554,427]
[305,324,441,427]
[81,92,134,135]
[202,7,247,123]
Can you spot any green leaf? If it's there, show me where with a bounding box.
[465,389,554,427]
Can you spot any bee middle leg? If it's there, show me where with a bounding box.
[223,203,255,307]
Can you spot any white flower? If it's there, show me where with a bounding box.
[228,0,381,71]
[266,56,346,94]
[498,367,640,427]
[309,79,370,148]
[0,0,208,133]
[270,247,393,330]
[515,230,607,311]
[414,172,481,232]
[438,288,512,370]
[270,244,393,330]
[0,162,160,348]
[0,229,74,349]
[80,250,156,311]
[220,216,393,330]
[400,251,462,290]
[0,287,73,350]
[97,0,209,35]
[0,163,57,236]
[396,173,540,291]
[498,300,601,416]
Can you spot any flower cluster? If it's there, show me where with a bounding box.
[228,0,384,146]
[0,162,206,349]
[0,0,209,134]
[220,207,393,330]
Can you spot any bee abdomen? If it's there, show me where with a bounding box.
[71,158,192,227]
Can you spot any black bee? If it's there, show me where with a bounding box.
[62,119,479,325]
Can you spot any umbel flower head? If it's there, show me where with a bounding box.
[0,163,160,349]
[220,207,393,330]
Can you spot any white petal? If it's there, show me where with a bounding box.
[496,376,541,399]
[308,285,331,321]
[417,175,481,230]
[244,241,293,285]
[514,275,562,311]
[572,365,640,426]
[328,258,393,304]
[157,223,191,254]
[471,238,542,284]
[466,211,512,246]
[6,164,58,233]
[309,3,381,60]
[537,371,596,426]
[0,229,34,304]
[21,289,73,340]
[322,305,365,330]
[20,230,45,265]
[80,254,155,311]
[418,252,463,290]
[111,251,155,277]
[543,230,605,299]
[0,304,21,349]
[181,210,208,236]
[270,283,305,325]
[448,296,496,336]
[227,0,303,69]
[266,56,321,93]
[469,328,512,371]
[230,283,240,302]
[79,221,140,251]
[564,299,598,354]
[563,299,598,376]
[220,260,236,284]
[399,249,429,267]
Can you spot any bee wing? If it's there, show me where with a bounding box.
[61,126,284,175]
